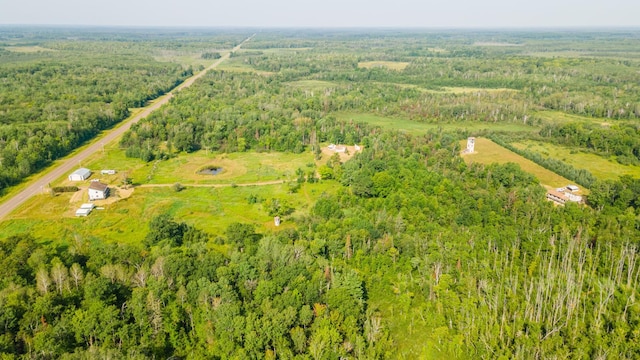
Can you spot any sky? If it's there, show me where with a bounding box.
[0,0,639,28]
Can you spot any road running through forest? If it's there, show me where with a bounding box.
[0,34,255,220]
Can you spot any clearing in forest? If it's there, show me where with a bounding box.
[512,140,640,180]
[460,137,574,188]
[285,80,337,91]
[358,61,410,71]
[534,110,620,126]
[336,112,537,135]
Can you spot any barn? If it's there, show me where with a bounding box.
[69,168,92,181]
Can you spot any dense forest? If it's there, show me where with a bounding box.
[2,28,640,358]
[3,132,640,358]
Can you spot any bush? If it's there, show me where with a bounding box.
[51,186,79,193]
[172,183,185,192]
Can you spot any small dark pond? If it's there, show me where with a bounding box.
[198,167,223,175]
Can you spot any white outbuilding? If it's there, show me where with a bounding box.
[69,168,92,181]
[75,208,92,217]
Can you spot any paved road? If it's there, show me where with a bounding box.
[0,35,254,221]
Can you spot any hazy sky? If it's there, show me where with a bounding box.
[0,0,638,28]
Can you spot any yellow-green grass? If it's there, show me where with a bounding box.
[0,181,336,244]
[512,140,640,180]
[379,83,518,94]
[358,61,410,71]
[533,110,618,126]
[461,137,575,189]
[4,46,56,53]
[336,112,537,135]
[285,80,337,91]
[143,151,316,185]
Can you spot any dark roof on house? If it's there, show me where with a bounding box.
[88,182,109,192]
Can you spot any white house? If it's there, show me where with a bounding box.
[88,182,109,201]
[69,168,92,181]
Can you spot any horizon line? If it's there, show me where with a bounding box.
[2,24,640,31]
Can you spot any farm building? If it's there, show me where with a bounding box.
[75,208,91,217]
[75,203,95,216]
[88,182,109,200]
[546,190,568,205]
[69,168,92,181]
[566,185,579,192]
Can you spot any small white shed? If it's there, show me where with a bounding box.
[69,168,92,181]
[75,208,92,217]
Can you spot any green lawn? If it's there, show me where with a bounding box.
[512,140,640,181]
[336,112,538,135]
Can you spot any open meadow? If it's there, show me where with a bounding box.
[512,140,640,180]
[337,112,538,135]
[460,137,577,189]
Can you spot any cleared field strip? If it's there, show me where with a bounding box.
[512,140,640,180]
[336,112,537,135]
[461,137,574,188]
[358,61,410,70]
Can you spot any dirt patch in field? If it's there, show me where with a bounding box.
[69,187,86,204]
[319,145,363,164]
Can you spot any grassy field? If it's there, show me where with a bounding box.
[1,138,328,244]
[358,61,410,71]
[143,151,315,185]
[2,177,336,244]
[533,110,618,126]
[336,112,538,135]
[461,137,576,189]
[512,140,640,180]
